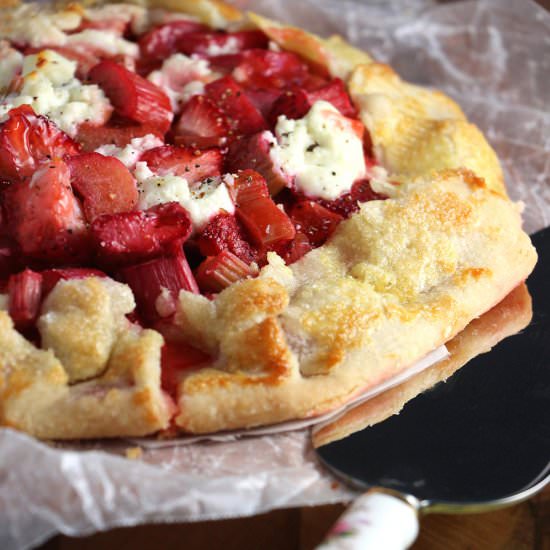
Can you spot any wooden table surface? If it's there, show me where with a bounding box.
[34,1,549,548]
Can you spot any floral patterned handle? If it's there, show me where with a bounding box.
[316,489,420,550]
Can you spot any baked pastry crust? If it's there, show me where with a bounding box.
[0,0,537,439]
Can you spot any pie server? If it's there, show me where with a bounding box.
[314,227,550,550]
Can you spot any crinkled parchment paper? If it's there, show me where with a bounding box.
[1,1,548,548]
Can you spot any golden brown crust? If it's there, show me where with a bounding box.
[312,283,533,447]
[0,0,538,439]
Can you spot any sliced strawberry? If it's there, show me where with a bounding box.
[318,180,386,218]
[288,200,343,247]
[307,78,357,118]
[120,249,199,322]
[197,211,256,264]
[3,160,88,262]
[41,267,107,295]
[0,105,81,182]
[280,231,312,265]
[195,250,258,293]
[90,60,173,133]
[230,50,309,89]
[67,153,138,222]
[139,20,208,66]
[178,30,268,57]
[140,146,222,184]
[245,88,283,120]
[91,202,192,266]
[268,89,311,126]
[8,268,43,330]
[76,121,163,152]
[173,95,230,149]
[225,133,289,195]
[161,340,211,397]
[204,76,267,135]
[233,171,295,247]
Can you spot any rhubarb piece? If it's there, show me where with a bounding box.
[161,340,211,397]
[3,160,89,262]
[41,268,107,295]
[205,76,267,135]
[281,231,312,265]
[318,180,386,218]
[233,171,295,247]
[67,153,139,221]
[140,145,222,184]
[225,134,289,195]
[8,268,43,330]
[90,60,173,133]
[120,249,198,322]
[76,121,163,152]
[288,200,343,247]
[0,105,81,182]
[195,250,258,293]
[173,96,230,149]
[197,211,256,263]
[92,202,192,266]
[178,30,268,57]
[139,20,208,65]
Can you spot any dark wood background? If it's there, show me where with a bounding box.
[37,1,550,548]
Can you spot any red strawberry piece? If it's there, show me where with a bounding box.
[195,250,258,293]
[197,211,256,264]
[160,339,211,397]
[307,78,358,118]
[7,268,43,330]
[140,145,222,184]
[280,231,312,265]
[139,20,208,65]
[204,76,267,135]
[3,159,89,262]
[76,121,163,152]
[233,171,296,247]
[178,30,268,57]
[89,60,173,133]
[245,88,283,120]
[67,152,138,222]
[120,249,198,322]
[288,200,343,247]
[0,105,81,182]
[268,89,311,126]
[225,133,289,196]
[91,202,192,266]
[0,239,19,280]
[173,95,230,149]
[318,180,386,218]
[230,50,309,89]
[41,267,107,295]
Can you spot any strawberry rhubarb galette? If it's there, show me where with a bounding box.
[0,1,537,439]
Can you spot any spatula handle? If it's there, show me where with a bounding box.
[316,489,419,550]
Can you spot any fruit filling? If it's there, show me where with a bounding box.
[0,4,390,380]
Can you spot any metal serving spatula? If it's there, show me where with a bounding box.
[315,227,550,549]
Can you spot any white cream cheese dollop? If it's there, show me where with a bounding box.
[95,134,164,169]
[0,42,23,91]
[147,54,215,111]
[135,162,235,230]
[0,49,112,136]
[67,29,139,57]
[269,100,367,201]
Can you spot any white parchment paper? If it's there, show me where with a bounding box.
[1,1,549,548]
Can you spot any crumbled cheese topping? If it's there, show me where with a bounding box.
[95,134,164,169]
[270,100,367,200]
[0,49,112,136]
[147,54,215,111]
[135,162,235,230]
[67,29,139,57]
[0,41,23,91]
[203,36,241,56]
[368,165,399,198]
